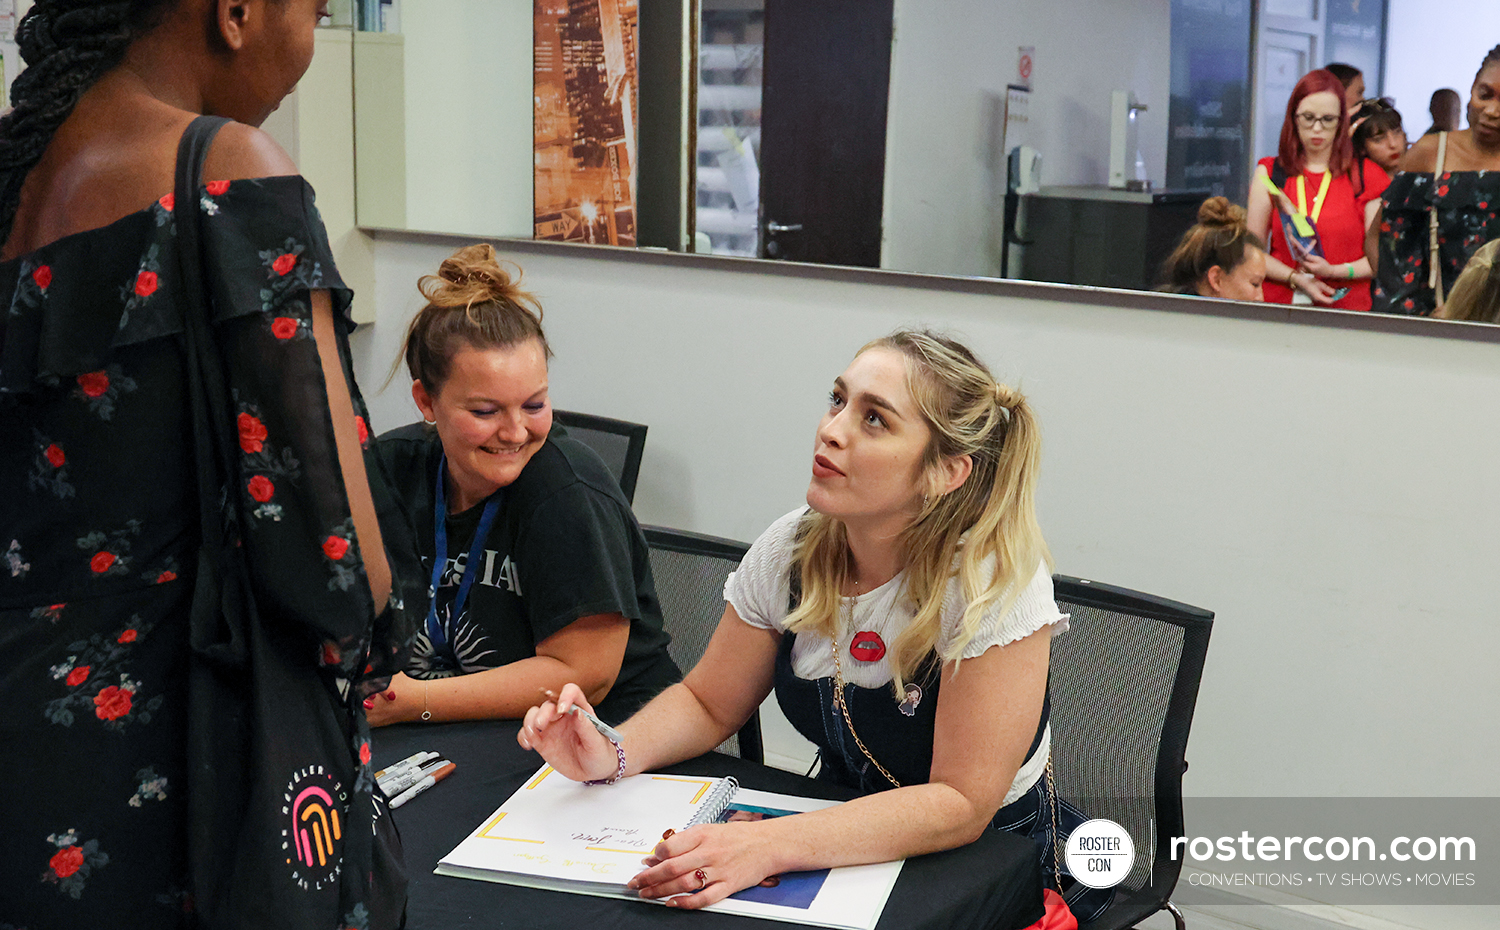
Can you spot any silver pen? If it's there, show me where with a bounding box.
[541,688,624,743]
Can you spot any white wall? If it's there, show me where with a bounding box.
[882,0,1171,278]
[1383,0,1497,131]
[399,0,532,238]
[352,233,1500,804]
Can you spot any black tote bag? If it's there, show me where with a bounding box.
[171,116,406,929]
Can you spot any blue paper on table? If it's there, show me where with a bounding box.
[719,803,831,909]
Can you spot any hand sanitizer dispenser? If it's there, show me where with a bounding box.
[1109,90,1148,190]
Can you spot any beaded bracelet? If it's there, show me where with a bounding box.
[583,735,627,785]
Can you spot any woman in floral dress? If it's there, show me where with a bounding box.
[0,2,413,928]
[1373,45,1500,315]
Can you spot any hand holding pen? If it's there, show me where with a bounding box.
[517,683,626,784]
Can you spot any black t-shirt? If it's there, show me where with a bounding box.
[376,422,679,722]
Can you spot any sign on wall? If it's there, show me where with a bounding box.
[1165,0,1253,198]
[534,0,639,246]
[1324,0,1387,96]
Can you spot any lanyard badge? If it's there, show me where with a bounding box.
[427,453,502,658]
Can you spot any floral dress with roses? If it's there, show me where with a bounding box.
[1374,169,1500,315]
[0,176,416,929]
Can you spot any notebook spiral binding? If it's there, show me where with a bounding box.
[685,776,740,827]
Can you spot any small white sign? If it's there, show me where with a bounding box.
[1016,46,1035,91]
[1064,818,1135,889]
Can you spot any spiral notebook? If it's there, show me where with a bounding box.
[435,764,903,930]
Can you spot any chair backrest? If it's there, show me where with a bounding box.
[552,410,648,503]
[642,525,764,764]
[1047,575,1213,930]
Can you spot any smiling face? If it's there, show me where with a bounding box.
[806,347,934,530]
[413,339,552,511]
[1295,90,1343,161]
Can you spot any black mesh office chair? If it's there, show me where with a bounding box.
[642,526,764,764]
[1048,575,1214,930]
[552,410,648,504]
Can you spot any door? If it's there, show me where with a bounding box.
[1254,0,1323,165]
[758,0,894,267]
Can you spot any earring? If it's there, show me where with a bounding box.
[422,416,436,425]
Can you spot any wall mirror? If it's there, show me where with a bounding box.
[344,0,1433,304]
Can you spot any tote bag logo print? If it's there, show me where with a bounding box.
[281,766,347,891]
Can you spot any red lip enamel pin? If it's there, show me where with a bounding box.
[849,631,886,662]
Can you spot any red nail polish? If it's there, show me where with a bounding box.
[363,697,375,709]
[385,690,396,701]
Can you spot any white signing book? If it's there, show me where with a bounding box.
[435,764,903,930]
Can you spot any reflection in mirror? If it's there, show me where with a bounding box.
[695,3,763,258]
[353,0,532,239]
[349,2,1440,308]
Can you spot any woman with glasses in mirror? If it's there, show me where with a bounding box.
[1247,69,1390,311]
[1372,45,1500,316]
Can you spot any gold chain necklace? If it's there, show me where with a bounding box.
[831,576,902,789]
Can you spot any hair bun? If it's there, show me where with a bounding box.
[419,243,538,319]
[1196,195,1246,230]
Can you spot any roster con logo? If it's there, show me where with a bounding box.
[281,766,346,891]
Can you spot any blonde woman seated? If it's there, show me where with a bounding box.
[1159,196,1267,301]
[520,331,1108,919]
[1436,239,1500,323]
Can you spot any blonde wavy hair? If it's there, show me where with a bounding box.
[1436,239,1500,323]
[784,331,1052,696]
[391,243,550,392]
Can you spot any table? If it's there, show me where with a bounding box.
[374,721,1044,930]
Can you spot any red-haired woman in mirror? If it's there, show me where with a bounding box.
[1247,69,1390,310]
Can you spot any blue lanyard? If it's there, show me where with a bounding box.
[427,453,502,651]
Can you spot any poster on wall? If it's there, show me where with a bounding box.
[534,0,639,246]
[1324,0,1386,97]
[1165,0,1252,199]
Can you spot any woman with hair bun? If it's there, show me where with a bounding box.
[1159,196,1267,301]
[519,331,1110,920]
[1247,68,1390,310]
[372,244,679,727]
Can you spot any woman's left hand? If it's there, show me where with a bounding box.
[363,671,424,727]
[1298,255,1340,280]
[627,821,782,909]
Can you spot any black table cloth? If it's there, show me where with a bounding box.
[374,720,1044,930]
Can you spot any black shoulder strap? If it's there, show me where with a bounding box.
[173,115,240,661]
[1270,159,1287,190]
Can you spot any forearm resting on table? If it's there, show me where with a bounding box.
[406,656,608,722]
[755,781,1000,876]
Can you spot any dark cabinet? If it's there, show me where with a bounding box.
[1021,187,1206,291]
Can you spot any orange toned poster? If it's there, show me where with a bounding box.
[534,0,638,246]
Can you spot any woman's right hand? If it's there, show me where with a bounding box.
[1291,270,1339,305]
[518,682,621,782]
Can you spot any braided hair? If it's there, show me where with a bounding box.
[1479,44,1500,84]
[0,1,171,244]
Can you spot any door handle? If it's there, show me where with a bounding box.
[766,222,803,233]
